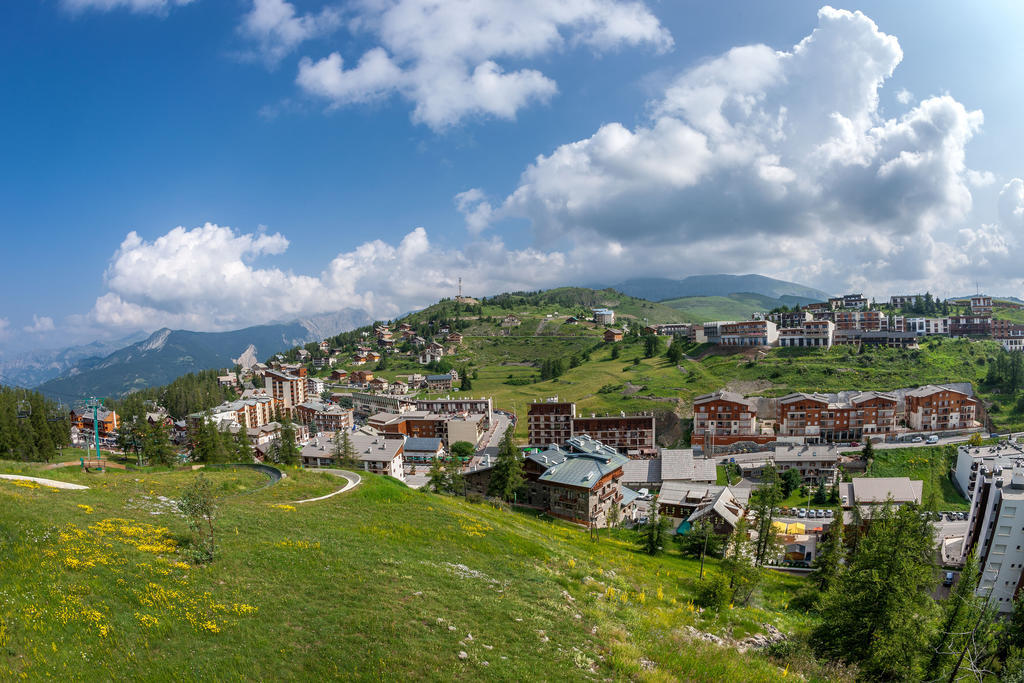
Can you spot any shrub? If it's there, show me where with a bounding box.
[694,573,731,611]
[466,493,484,504]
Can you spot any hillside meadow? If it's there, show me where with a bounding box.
[0,461,838,681]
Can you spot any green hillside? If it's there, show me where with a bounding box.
[0,463,824,681]
[339,329,1012,442]
[658,293,788,322]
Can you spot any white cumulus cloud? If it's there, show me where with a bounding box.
[455,5,1013,297]
[295,0,672,128]
[24,316,56,334]
[80,223,576,331]
[239,0,342,67]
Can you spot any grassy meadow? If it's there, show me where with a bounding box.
[864,445,971,511]
[0,461,842,681]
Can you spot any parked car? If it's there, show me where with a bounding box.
[825,509,834,517]
[926,435,940,444]
[798,510,807,518]
[637,488,651,501]
[943,572,955,587]
[912,436,924,443]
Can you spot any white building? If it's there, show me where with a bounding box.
[962,443,1024,613]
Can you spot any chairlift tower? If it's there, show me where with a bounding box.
[84,397,105,471]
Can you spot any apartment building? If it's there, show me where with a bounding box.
[767,310,812,328]
[537,436,627,526]
[350,392,416,417]
[651,323,694,336]
[719,320,778,347]
[691,390,770,449]
[962,446,1024,613]
[572,413,657,457]
[803,302,833,317]
[294,399,354,433]
[526,400,656,457]
[833,330,919,348]
[778,391,897,442]
[778,319,836,348]
[893,316,950,335]
[701,320,736,344]
[593,308,616,325]
[971,295,993,315]
[833,310,889,331]
[889,294,924,308]
[187,395,278,430]
[415,397,493,423]
[528,401,576,447]
[905,385,978,431]
[264,369,307,419]
[829,294,869,310]
[992,319,1024,339]
[949,314,992,337]
[953,442,1024,499]
[368,410,485,448]
[465,436,631,527]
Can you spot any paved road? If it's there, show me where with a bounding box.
[482,413,513,449]
[836,432,1024,454]
[294,469,362,504]
[0,474,89,490]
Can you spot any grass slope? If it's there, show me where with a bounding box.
[0,462,827,681]
[659,293,790,323]
[865,445,970,511]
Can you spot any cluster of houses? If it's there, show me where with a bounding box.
[643,293,1024,352]
[691,385,979,453]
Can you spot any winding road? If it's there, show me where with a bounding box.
[294,469,362,504]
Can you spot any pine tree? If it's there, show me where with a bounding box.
[812,510,846,591]
[143,421,177,467]
[721,517,762,605]
[751,464,783,566]
[487,429,524,502]
[332,429,356,468]
[812,479,828,504]
[925,550,986,680]
[427,458,446,493]
[811,502,939,680]
[444,457,464,495]
[861,436,875,463]
[233,423,252,462]
[644,334,658,358]
[277,420,300,466]
[638,494,669,555]
[666,341,683,364]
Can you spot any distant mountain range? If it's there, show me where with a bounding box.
[34,309,371,400]
[0,331,151,388]
[607,274,831,303]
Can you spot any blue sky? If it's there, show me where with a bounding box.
[2,0,1024,353]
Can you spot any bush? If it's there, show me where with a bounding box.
[466,493,484,504]
[694,573,731,611]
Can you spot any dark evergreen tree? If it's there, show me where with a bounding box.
[638,494,670,555]
[487,429,524,502]
[811,502,939,680]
